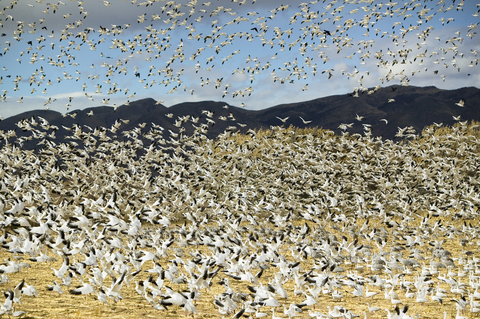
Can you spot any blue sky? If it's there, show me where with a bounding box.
[0,0,479,119]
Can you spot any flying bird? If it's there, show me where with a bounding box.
[299,116,312,124]
[455,99,465,107]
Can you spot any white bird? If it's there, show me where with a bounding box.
[390,288,402,305]
[283,303,303,318]
[0,290,13,315]
[452,296,467,312]
[21,283,38,297]
[276,116,289,123]
[405,287,415,299]
[12,280,24,304]
[327,306,344,318]
[415,287,428,303]
[455,308,468,319]
[298,292,317,307]
[259,295,279,307]
[332,290,344,301]
[231,308,245,318]
[47,281,63,294]
[455,99,465,107]
[106,271,126,301]
[365,285,378,299]
[299,116,312,124]
[69,283,94,295]
[351,284,365,298]
[95,288,108,305]
[338,123,354,131]
[0,290,24,317]
[366,303,380,312]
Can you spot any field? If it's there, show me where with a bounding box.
[0,118,480,318]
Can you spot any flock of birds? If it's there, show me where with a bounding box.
[0,0,479,113]
[0,109,479,318]
[0,0,479,318]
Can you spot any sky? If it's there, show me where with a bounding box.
[0,0,479,119]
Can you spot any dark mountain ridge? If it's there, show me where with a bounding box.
[1,85,479,148]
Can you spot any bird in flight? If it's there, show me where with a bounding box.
[455,99,465,107]
[0,0,477,119]
[299,116,312,124]
[276,116,289,123]
[355,114,364,121]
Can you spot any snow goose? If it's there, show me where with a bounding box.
[455,307,468,319]
[451,296,467,312]
[366,303,380,313]
[47,281,63,295]
[331,290,344,301]
[365,285,378,299]
[327,306,344,318]
[0,290,15,316]
[283,303,303,318]
[21,283,37,297]
[389,288,403,305]
[12,280,24,304]
[106,271,126,301]
[69,283,94,295]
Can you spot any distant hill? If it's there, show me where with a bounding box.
[1,85,479,148]
[252,85,480,139]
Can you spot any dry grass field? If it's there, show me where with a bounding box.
[1,214,479,319]
[1,120,480,318]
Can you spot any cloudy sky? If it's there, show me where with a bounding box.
[0,0,479,119]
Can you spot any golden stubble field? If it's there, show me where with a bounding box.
[1,214,478,319]
[1,122,480,319]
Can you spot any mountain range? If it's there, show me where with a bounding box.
[1,85,479,148]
